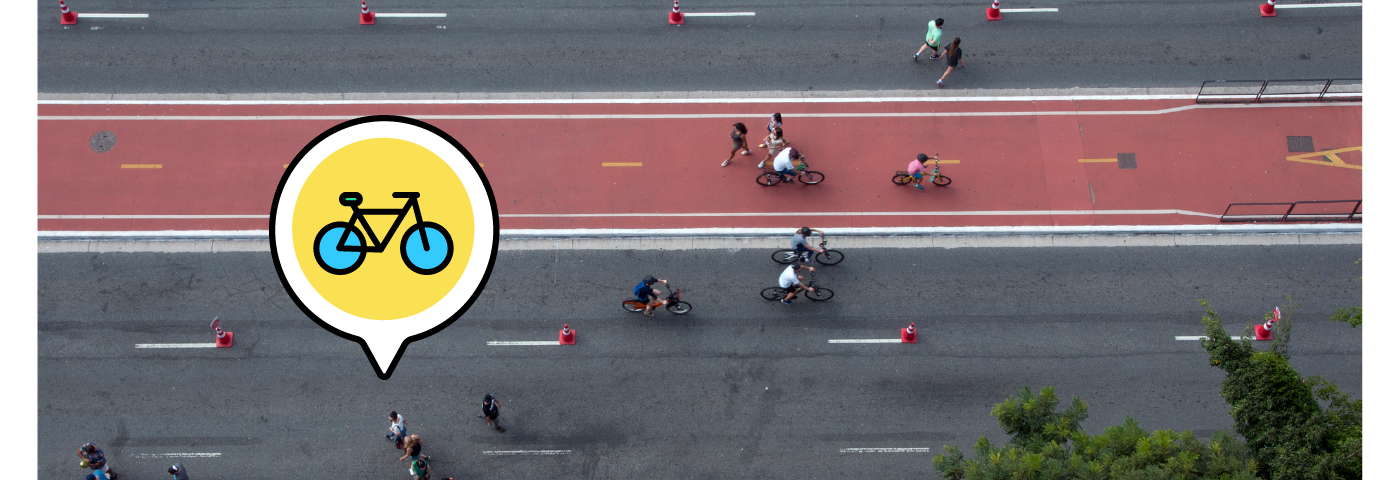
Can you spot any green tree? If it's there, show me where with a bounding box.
[1329,258,1361,328]
[933,386,1258,480]
[1198,301,1361,479]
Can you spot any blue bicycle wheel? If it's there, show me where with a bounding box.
[400,222,454,275]
[313,222,366,275]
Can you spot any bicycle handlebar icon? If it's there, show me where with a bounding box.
[312,191,454,275]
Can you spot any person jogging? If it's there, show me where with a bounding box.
[914,18,945,61]
[937,38,966,88]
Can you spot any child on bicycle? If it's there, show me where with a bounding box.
[633,276,670,317]
[907,153,937,191]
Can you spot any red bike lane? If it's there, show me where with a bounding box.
[37,98,1361,232]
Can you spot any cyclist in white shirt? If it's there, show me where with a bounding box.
[772,147,806,183]
[778,264,817,304]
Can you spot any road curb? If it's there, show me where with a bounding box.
[37,225,1362,253]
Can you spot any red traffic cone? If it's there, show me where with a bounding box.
[60,0,78,25]
[360,0,375,25]
[986,0,1002,21]
[901,323,918,343]
[559,324,575,345]
[1253,307,1279,341]
[669,0,684,25]
[211,317,234,348]
[1259,0,1277,17]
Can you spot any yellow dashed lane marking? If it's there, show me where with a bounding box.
[120,164,162,169]
[1286,146,1362,170]
[602,162,643,167]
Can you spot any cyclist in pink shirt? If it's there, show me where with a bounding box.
[906,153,936,190]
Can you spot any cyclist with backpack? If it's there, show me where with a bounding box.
[633,276,670,317]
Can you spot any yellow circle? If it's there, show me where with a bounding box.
[292,138,474,320]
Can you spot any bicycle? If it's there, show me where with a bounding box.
[892,154,952,187]
[771,234,845,265]
[622,283,692,315]
[757,163,825,186]
[312,191,454,275]
[761,270,834,302]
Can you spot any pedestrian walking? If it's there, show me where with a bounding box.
[480,394,505,432]
[77,443,117,480]
[386,411,407,452]
[720,123,751,167]
[410,457,432,480]
[914,18,945,61]
[399,434,432,463]
[936,38,965,88]
[758,127,789,168]
[168,463,190,480]
[767,112,782,133]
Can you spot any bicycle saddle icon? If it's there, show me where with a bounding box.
[313,192,454,275]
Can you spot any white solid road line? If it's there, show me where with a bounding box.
[131,453,222,459]
[482,450,572,455]
[1000,8,1059,13]
[1175,336,1247,341]
[685,12,757,16]
[38,209,1218,220]
[840,447,931,453]
[35,102,1359,122]
[135,343,218,348]
[1274,3,1361,8]
[829,339,903,344]
[487,341,560,346]
[78,13,149,18]
[375,13,448,17]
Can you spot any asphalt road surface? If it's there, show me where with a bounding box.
[39,243,1362,478]
[38,0,1362,93]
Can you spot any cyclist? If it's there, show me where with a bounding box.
[792,227,828,263]
[778,264,817,304]
[633,276,670,317]
[773,147,806,183]
[907,153,938,191]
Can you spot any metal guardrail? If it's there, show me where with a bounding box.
[1196,79,1361,104]
[1221,200,1362,223]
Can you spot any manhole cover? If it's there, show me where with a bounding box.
[1117,153,1137,169]
[89,131,117,153]
[1286,136,1314,153]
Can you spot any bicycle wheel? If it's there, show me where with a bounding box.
[892,173,912,185]
[799,171,825,185]
[805,287,834,301]
[931,174,952,186]
[400,222,455,275]
[313,222,367,275]
[666,301,692,314]
[814,249,845,265]
[761,287,788,301]
[622,300,646,312]
[756,172,782,186]
[771,250,799,264]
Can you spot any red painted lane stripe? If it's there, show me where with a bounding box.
[38,101,1361,231]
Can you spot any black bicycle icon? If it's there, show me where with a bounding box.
[312,192,454,275]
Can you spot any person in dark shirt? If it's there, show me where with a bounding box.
[633,276,670,317]
[481,393,506,432]
[77,443,117,479]
[937,37,966,88]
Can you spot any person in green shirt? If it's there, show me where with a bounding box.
[914,18,945,61]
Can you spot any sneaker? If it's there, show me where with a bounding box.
[912,54,919,62]
[644,310,654,317]
[937,79,944,88]
[930,54,941,60]
[781,299,792,304]
[740,150,751,155]
[758,160,766,168]
[916,184,924,190]
[720,159,730,167]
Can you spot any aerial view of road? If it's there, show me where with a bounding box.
[36,1,1365,479]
